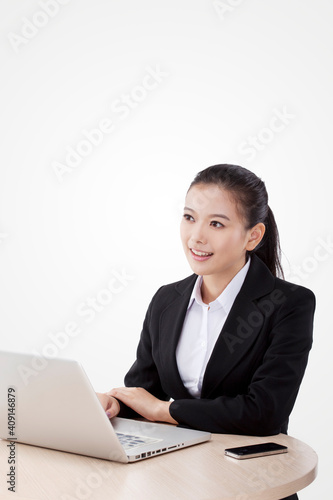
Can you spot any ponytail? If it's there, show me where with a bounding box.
[248,206,284,278]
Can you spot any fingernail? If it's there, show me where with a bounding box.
[106,411,111,417]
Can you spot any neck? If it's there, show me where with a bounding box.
[200,260,247,304]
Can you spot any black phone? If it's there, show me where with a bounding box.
[224,442,288,459]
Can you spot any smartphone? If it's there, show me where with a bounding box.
[224,442,288,459]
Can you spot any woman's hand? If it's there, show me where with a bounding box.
[96,392,120,419]
[109,387,178,425]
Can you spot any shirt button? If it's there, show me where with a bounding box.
[201,341,206,347]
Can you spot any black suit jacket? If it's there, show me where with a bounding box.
[121,254,315,435]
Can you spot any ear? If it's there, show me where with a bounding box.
[245,223,266,251]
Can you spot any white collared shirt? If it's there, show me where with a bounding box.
[176,258,251,398]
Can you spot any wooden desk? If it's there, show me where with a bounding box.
[0,433,317,500]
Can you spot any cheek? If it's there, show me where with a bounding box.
[213,230,244,251]
[179,222,188,244]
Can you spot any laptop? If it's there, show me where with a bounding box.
[0,350,210,463]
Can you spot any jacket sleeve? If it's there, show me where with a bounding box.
[169,287,316,435]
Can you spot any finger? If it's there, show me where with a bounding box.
[106,388,118,396]
[96,392,120,417]
[108,387,128,394]
[106,405,118,419]
[109,388,125,402]
[96,392,111,411]
[105,397,120,419]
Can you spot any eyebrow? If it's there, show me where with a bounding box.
[184,207,231,221]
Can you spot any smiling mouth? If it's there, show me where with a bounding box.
[190,248,213,257]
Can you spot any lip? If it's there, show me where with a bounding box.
[189,248,214,262]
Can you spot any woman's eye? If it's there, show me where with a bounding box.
[183,214,194,222]
[211,220,224,228]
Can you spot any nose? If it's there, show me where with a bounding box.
[189,223,207,246]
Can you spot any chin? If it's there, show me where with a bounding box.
[187,261,212,276]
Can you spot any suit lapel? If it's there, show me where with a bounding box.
[158,275,197,398]
[201,290,263,397]
[201,255,275,398]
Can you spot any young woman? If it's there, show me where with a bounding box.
[97,164,315,500]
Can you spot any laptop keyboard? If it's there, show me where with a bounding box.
[116,432,162,450]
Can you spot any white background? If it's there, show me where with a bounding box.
[0,1,332,498]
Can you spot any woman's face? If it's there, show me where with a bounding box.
[180,183,255,278]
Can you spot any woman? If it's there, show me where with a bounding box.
[98,164,315,500]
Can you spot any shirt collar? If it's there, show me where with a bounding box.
[187,257,251,314]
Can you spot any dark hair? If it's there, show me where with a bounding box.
[188,164,284,278]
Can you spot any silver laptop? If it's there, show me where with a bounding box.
[0,350,210,463]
